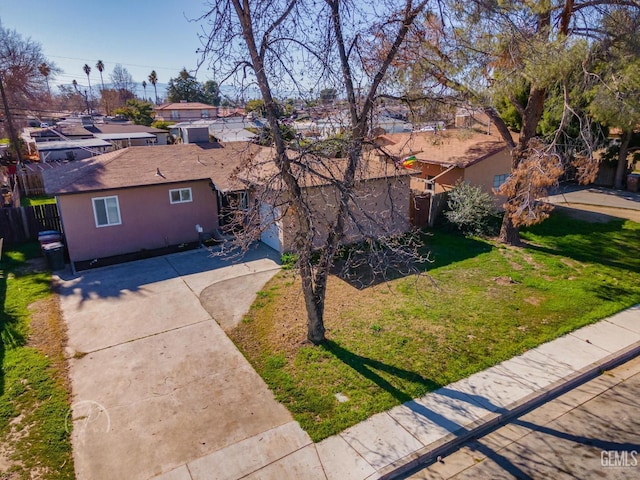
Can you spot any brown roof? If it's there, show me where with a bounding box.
[154,102,217,111]
[91,124,167,134]
[240,147,414,189]
[380,128,513,168]
[44,142,261,195]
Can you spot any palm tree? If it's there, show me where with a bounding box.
[96,60,105,92]
[142,80,147,101]
[72,79,78,93]
[96,60,109,115]
[83,64,92,108]
[148,70,158,104]
[38,62,51,98]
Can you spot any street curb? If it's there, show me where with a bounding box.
[377,340,640,480]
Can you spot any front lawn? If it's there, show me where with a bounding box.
[230,212,640,441]
[0,243,74,479]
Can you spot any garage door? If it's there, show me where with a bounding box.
[259,203,282,253]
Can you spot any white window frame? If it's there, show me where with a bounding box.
[170,110,179,119]
[92,195,121,227]
[493,173,509,190]
[169,187,193,204]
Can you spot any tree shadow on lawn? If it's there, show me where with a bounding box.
[522,213,640,274]
[323,340,441,404]
[332,231,493,290]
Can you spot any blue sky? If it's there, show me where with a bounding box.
[0,0,212,91]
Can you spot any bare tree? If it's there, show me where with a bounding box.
[110,64,135,107]
[0,23,57,163]
[200,0,428,344]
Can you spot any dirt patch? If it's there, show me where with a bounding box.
[27,294,71,390]
[524,296,542,306]
[231,271,408,361]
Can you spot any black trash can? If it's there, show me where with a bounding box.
[42,242,65,271]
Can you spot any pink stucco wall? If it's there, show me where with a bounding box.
[58,181,219,263]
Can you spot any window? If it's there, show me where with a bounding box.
[201,109,210,118]
[493,174,509,190]
[169,188,192,204]
[170,110,179,119]
[92,196,121,227]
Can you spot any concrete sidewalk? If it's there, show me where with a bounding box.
[155,305,640,480]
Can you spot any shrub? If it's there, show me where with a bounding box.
[444,181,498,236]
[281,252,299,270]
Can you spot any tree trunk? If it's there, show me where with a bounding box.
[614,129,632,190]
[498,213,521,245]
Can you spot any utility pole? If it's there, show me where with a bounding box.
[0,72,24,167]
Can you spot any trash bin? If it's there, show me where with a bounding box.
[42,242,65,271]
[38,230,61,247]
[627,174,639,193]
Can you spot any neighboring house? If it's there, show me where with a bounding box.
[23,117,168,162]
[88,123,169,148]
[43,142,260,270]
[35,139,112,162]
[169,118,260,144]
[379,127,514,226]
[153,102,219,122]
[381,128,512,198]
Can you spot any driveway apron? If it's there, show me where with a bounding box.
[57,246,296,480]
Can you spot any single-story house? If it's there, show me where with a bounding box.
[169,118,262,144]
[24,118,169,162]
[36,139,112,162]
[89,123,169,147]
[377,127,514,226]
[43,142,260,269]
[153,102,219,122]
[380,128,513,198]
[43,139,413,268]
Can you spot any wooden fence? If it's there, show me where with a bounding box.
[0,204,62,244]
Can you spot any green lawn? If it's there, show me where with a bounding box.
[230,212,640,441]
[0,243,74,479]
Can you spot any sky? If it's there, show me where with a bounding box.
[0,0,214,95]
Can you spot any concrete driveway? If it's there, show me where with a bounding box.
[56,245,304,480]
[544,185,640,222]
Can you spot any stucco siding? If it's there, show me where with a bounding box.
[59,181,218,263]
[277,176,411,254]
[463,149,511,206]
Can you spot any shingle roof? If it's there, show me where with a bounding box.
[43,142,261,195]
[154,102,217,111]
[240,147,414,189]
[380,128,513,168]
